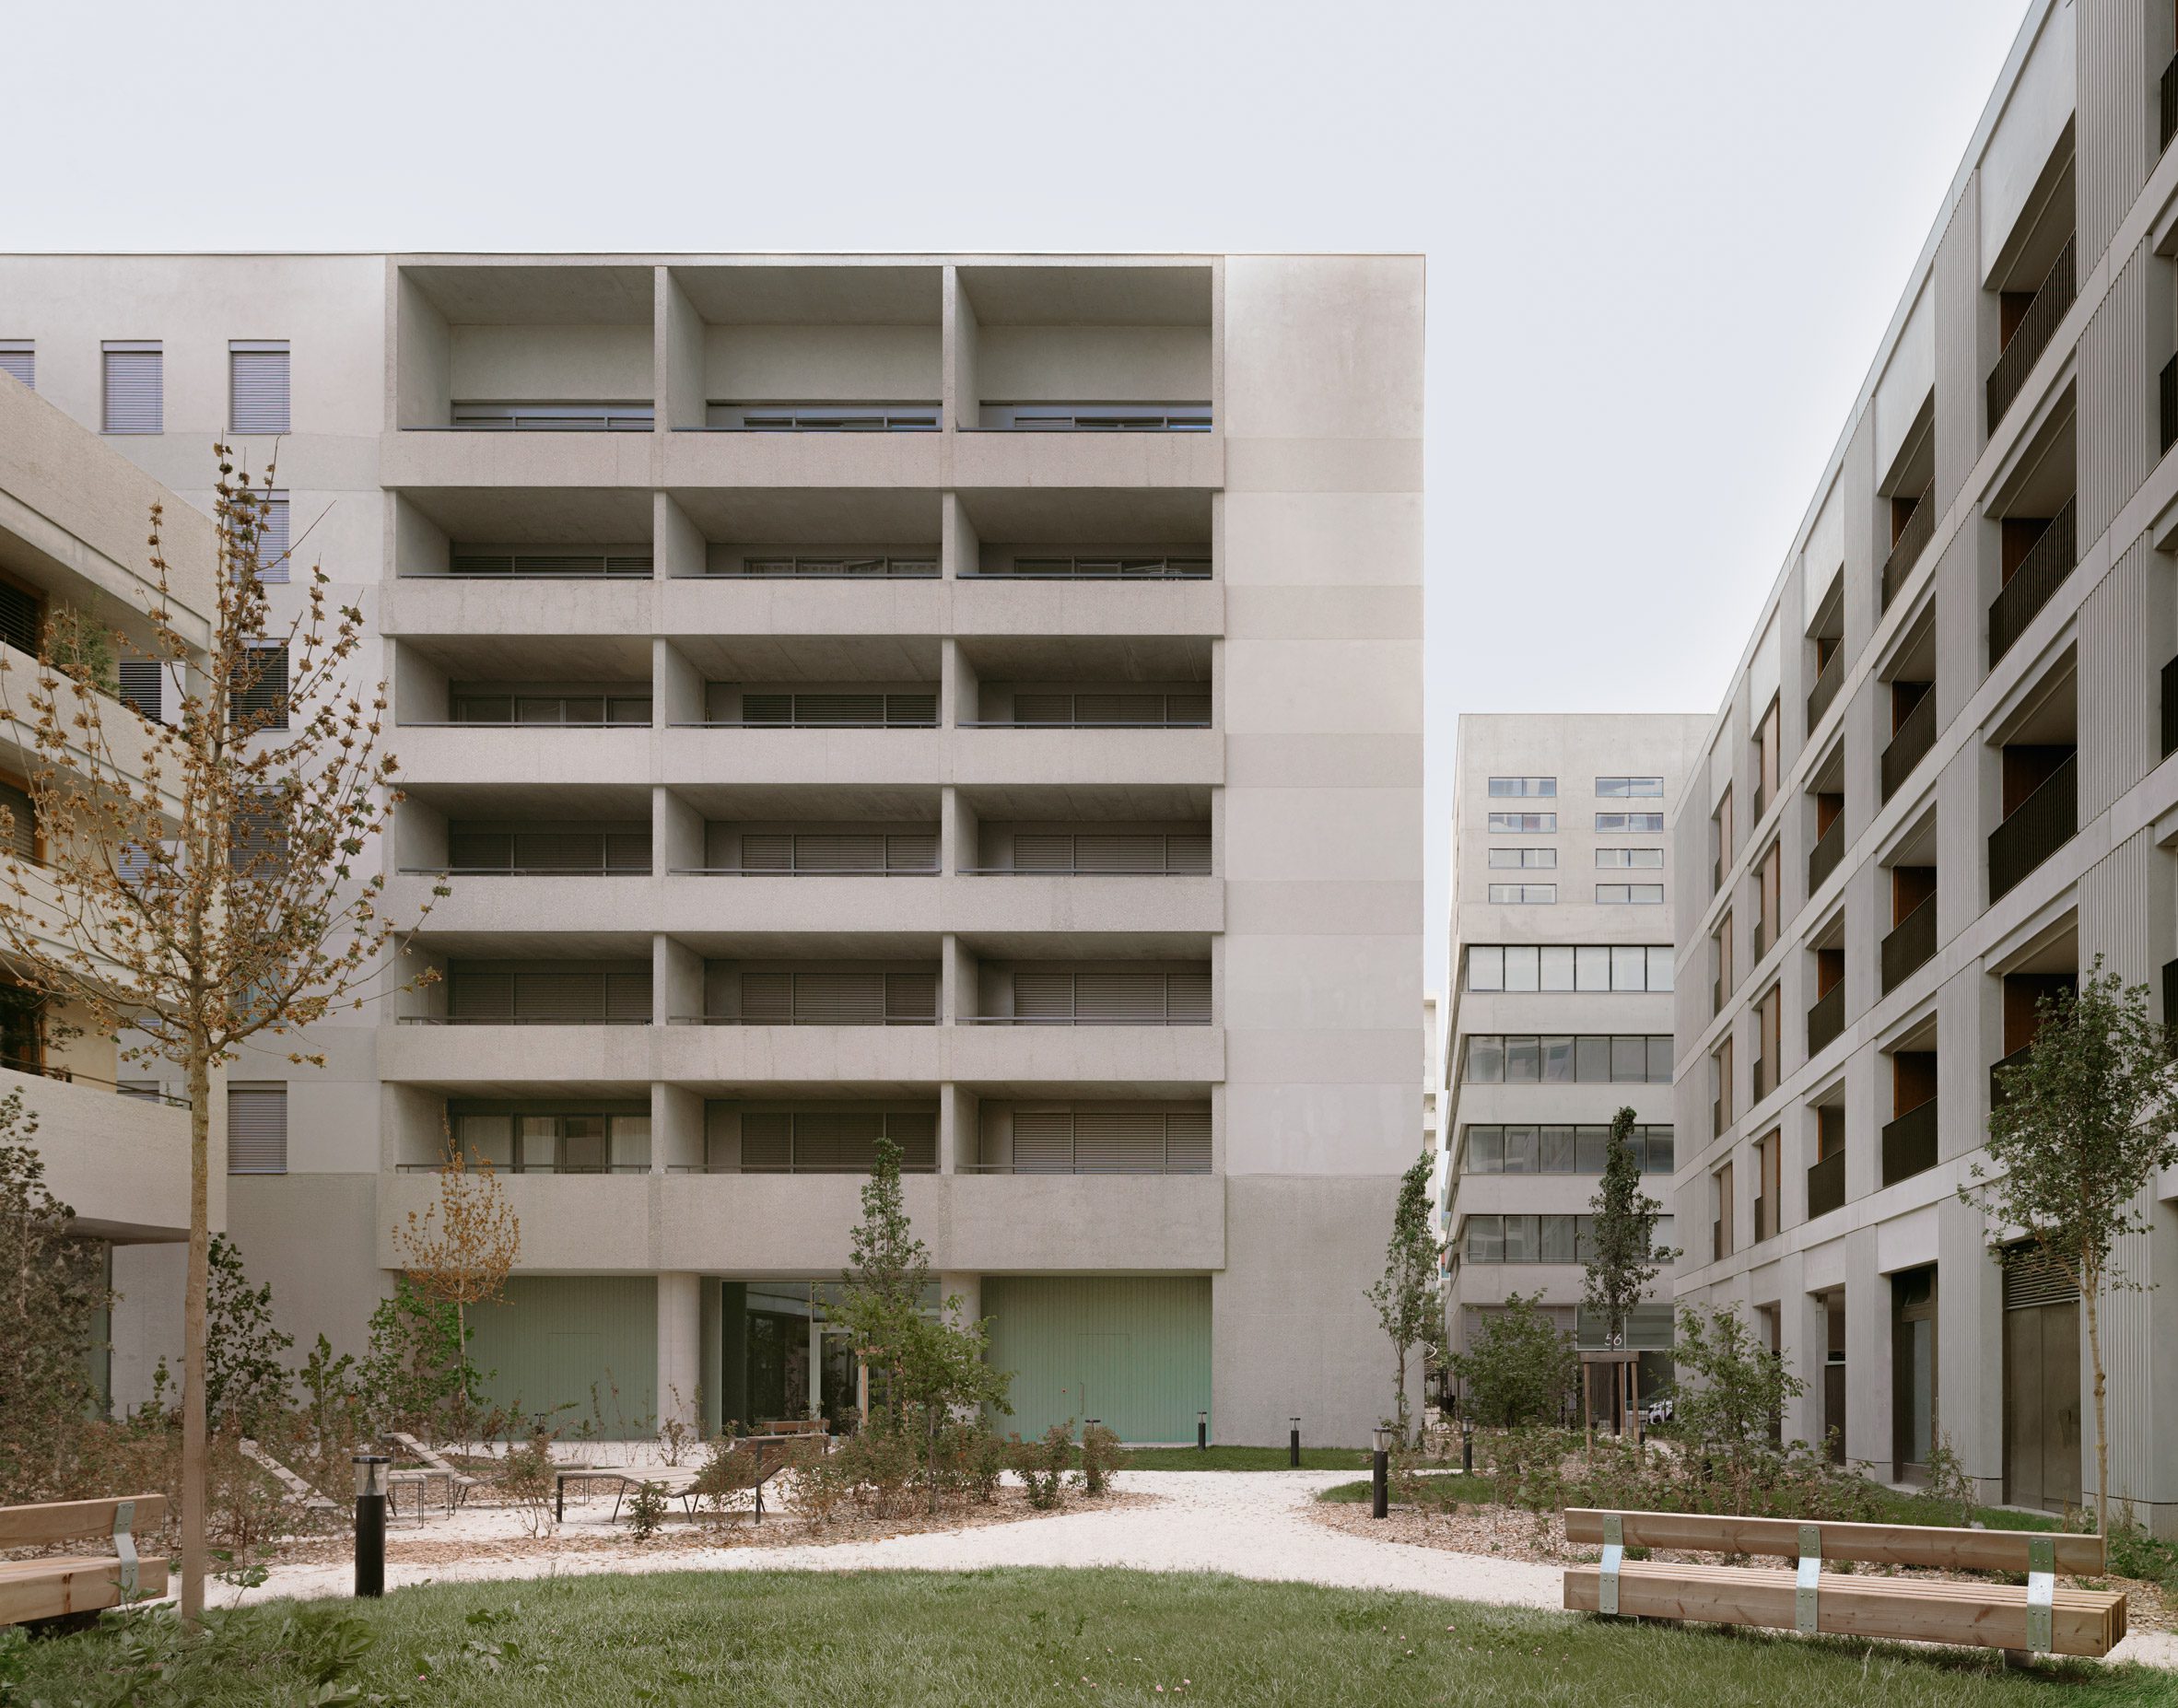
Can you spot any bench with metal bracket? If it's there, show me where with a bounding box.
[1562,1507,2126,1658]
[0,1495,169,1625]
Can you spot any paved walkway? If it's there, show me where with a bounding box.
[238,1470,2178,1670]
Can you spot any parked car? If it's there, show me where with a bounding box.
[1643,1397,1674,1427]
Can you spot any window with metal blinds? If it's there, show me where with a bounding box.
[1009,832,1210,873]
[2002,1249,2082,1309]
[101,343,162,434]
[253,494,290,584]
[1013,970,1211,1023]
[0,342,31,389]
[119,659,163,723]
[739,832,936,872]
[0,780,35,863]
[228,342,290,435]
[741,692,935,727]
[739,1109,937,1172]
[226,1085,287,1175]
[1008,1109,1211,1174]
[232,644,288,729]
[0,580,41,659]
[447,960,650,1022]
[449,826,650,872]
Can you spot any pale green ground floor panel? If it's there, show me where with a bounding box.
[468,1277,660,1439]
[983,1276,1212,1444]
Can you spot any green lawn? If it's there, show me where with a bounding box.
[1116,1445,1373,1471]
[1318,1470,1493,1508]
[7,1569,2165,1706]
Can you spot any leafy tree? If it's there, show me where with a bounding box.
[1448,1292,1576,1427]
[202,1234,291,1433]
[388,1138,519,1418]
[1671,1303,1805,1514]
[1966,960,2178,1536]
[358,1275,477,1444]
[0,1090,113,1498]
[1583,1105,1676,1354]
[1365,1152,1444,1444]
[0,455,441,1619]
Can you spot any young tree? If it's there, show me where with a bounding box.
[0,454,441,1620]
[1582,1104,1677,1431]
[1447,1292,1576,1428]
[1672,1302,1805,1514]
[0,1089,113,1500]
[389,1140,519,1420]
[1965,959,2178,1536]
[202,1234,292,1434]
[1365,1152,1443,1445]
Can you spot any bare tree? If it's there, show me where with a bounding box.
[389,1138,520,1421]
[0,450,440,1621]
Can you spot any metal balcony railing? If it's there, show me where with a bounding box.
[1880,1098,1938,1187]
[399,1015,652,1026]
[2162,355,2178,458]
[2163,654,2178,761]
[697,556,938,579]
[1880,688,1938,803]
[1807,982,1845,1057]
[669,864,937,877]
[1880,895,1938,994]
[424,554,653,579]
[1989,1043,2032,1108]
[1988,752,2077,902]
[0,1055,191,1107]
[1809,814,1844,892]
[448,402,654,431]
[1711,1218,1727,1262]
[956,1013,1212,1027]
[1712,1097,1726,1138]
[2163,51,2178,154]
[679,715,939,730]
[395,1162,652,1175]
[666,1160,940,1176]
[668,1014,939,1027]
[957,1160,1212,1176]
[1806,645,1844,730]
[980,403,1212,432]
[398,864,651,878]
[985,556,1212,580]
[1881,496,1935,612]
[1987,497,2077,666]
[1806,1150,1845,1221]
[706,402,940,432]
[1985,235,2076,432]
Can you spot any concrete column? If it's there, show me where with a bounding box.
[699,1277,722,1440]
[657,1271,702,1434]
[655,489,704,579]
[940,1270,981,1327]
[942,491,979,580]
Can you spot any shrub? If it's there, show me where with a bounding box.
[1014,1423,1073,1510]
[626,1480,669,1541]
[1080,1422,1121,1496]
[498,1433,556,1536]
[1449,1293,1576,1428]
[691,1435,763,1525]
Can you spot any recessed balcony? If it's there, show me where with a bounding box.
[1985,235,2076,433]
[1806,1148,1845,1221]
[1880,1097,1938,1187]
[1880,685,1937,804]
[1880,895,1938,994]
[1987,497,2078,668]
[1988,750,2076,902]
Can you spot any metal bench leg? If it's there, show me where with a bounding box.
[1598,1514,1622,1617]
[556,1480,565,1525]
[2025,1537,2055,1655]
[1796,1524,1821,1634]
[112,1500,139,1598]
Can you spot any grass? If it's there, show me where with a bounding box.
[6,1569,2166,1707]
[1113,1445,1374,1471]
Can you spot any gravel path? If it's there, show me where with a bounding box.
[229,1470,2178,1671]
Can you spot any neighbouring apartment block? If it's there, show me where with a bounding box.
[0,252,1423,1445]
[1440,713,1707,1414]
[1674,0,2178,1532]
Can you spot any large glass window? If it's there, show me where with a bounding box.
[1461,1035,1671,1082]
[1488,777,1557,798]
[1487,883,1556,905]
[1595,813,1667,833]
[1462,1211,1670,1263]
[1596,848,1664,868]
[1597,883,1666,904]
[1467,945,1504,990]
[1465,945,1673,992]
[1487,847,1557,868]
[1461,1124,1675,1175]
[1487,813,1557,833]
[1596,777,1665,798]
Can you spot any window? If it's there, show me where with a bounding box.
[454,1107,653,1174]
[1754,985,1781,1100]
[1462,1035,1671,1083]
[227,1083,287,1175]
[1752,696,1780,818]
[1596,777,1664,798]
[1595,848,1663,869]
[1487,847,1556,869]
[1487,813,1556,833]
[1754,1130,1780,1243]
[1467,945,1672,992]
[1712,1161,1735,1259]
[1462,1123,1674,1176]
[1712,1037,1734,1132]
[228,340,290,435]
[1755,841,1781,955]
[1488,776,1556,797]
[254,491,290,584]
[101,340,161,434]
[1595,812,1666,833]
[0,341,31,390]
[1596,883,1664,904]
[1487,883,1555,904]
[1462,1212,1669,1265]
[232,642,288,730]
[119,659,164,724]
[1712,786,1735,887]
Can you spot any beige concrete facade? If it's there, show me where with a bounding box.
[0,252,1423,1445]
[1675,0,2178,1532]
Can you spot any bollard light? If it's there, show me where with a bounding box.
[353,1454,390,1599]
[1289,1415,1302,1468]
[1370,1426,1391,1519]
[1461,1413,1474,1474]
[1197,1410,1208,1451]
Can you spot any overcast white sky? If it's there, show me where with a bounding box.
[10,0,2032,994]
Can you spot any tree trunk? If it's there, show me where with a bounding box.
[181,1044,210,1626]
[1395,1343,1408,1445]
[2084,1276,2110,1538]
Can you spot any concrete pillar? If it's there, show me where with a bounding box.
[940,1270,981,1326]
[657,1271,702,1435]
[698,1277,722,1440]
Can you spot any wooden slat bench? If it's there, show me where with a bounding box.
[1562,1508,2126,1658]
[0,1496,168,1626]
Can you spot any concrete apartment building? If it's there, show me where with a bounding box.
[1672,0,2178,1530]
[1439,714,1706,1410]
[0,252,1423,1445]
[0,369,218,1407]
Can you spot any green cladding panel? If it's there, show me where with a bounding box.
[982,1276,1211,1445]
[467,1277,657,1438]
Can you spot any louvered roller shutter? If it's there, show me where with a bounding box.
[1013,972,1074,1021]
[255,493,290,584]
[1076,971,1169,1024]
[1076,693,1162,724]
[797,693,885,725]
[0,781,35,862]
[885,971,937,1021]
[0,580,41,658]
[228,342,290,435]
[1168,692,1212,725]
[449,831,512,871]
[0,342,31,389]
[885,1111,938,1170]
[102,343,162,434]
[2003,1250,2082,1309]
[1167,970,1212,1024]
[1165,1110,1212,1173]
[1013,1111,1073,1172]
[605,832,650,872]
[514,830,601,872]
[447,964,515,1021]
[796,834,885,872]
[886,833,937,872]
[603,964,651,1021]
[1167,834,1212,873]
[1012,834,1074,872]
[226,1085,287,1175]
[119,658,162,723]
[738,972,793,1023]
[514,963,596,1022]
[1013,693,1073,724]
[741,1112,792,1171]
[794,971,885,1024]
[1076,834,1162,873]
[739,834,792,872]
[798,1110,885,1171]
[885,693,936,725]
[1074,1111,1165,1173]
[742,693,794,725]
[233,644,288,730]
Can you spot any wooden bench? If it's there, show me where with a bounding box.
[1562,1508,2127,1658]
[0,1496,168,1625]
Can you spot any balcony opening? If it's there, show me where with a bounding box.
[1879,395,1936,612]
[699,1102,939,1176]
[973,1102,1212,1176]
[1753,840,1781,961]
[1879,811,1938,996]
[392,488,654,580]
[681,785,942,878]
[1752,984,1781,1103]
[1985,127,2075,434]
[1805,567,1845,730]
[957,636,1212,729]
[432,956,651,1026]
[690,961,940,1027]
[1987,656,2078,901]
[1985,395,2078,665]
[1807,1097,1846,1222]
[1878,606,1938,804]
[956,487,1212,581]
[1752,1129,1780,1245]
[393,635,652,728]
[663,263,943,434]
[1991,918,2078,1106]
[396,264,655,431]
[1882,1031,1939,1187]
[1711,1158,1734,1261]
[1711,1035,1734,1139]
[1807,908,1846,1058]
[665,487,940,580]
[1805,737,1846,894]
[1709,783,1734,895]
[956,263,1212,433]
[444,1104,652,1176]
[671,635,943,730]
[969,961,1212,1027]
[1710,912,1733,1017]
